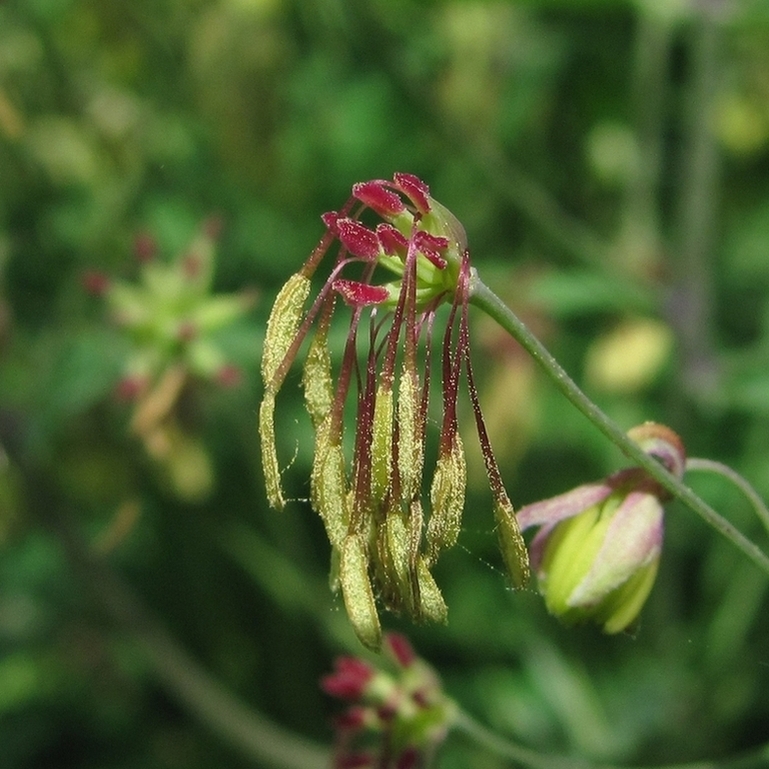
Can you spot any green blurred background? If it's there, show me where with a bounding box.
[2,0,769,767]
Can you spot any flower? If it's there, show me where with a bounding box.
[517,422,686,633]
[86,219,255,501]
[321,633,454,769]
[259,173,529,648]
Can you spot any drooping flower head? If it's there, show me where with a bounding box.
[259,173,529,649]
[517,422,686,633]
[321,633,454,769]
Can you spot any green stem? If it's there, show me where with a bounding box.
[468,275,769,579]
[454,707,769,769]
[685,458,769,537]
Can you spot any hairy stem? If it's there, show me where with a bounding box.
[468,276,769,579]
[686,457,769,537]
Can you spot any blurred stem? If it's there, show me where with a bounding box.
[672,10,722,393]
[455,706,769,769]
[618,5,673,276]
[686,458,769,537]
[468,276,769,579]
[55,519,330,769]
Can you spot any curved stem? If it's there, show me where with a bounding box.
[686,458,769,537]
[468,276,769,579]
[454,707,769,769]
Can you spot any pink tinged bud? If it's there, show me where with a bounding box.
[322,657,376,700]
[82,270,111,296]
[384,632,416,669]
[353,181,407,218]
[518,481,616,569]
[336,218,382,260]
[376,223,408,256]
[567,490,663,610]
[333,280,390,307]
[393,173,431,214]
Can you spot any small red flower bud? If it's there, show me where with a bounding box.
[393,173,431,214]
[82,270,111,296]
[321,656,375,700]
[336,218,381,260]
[353,180,407,218]
[333,279,390,307]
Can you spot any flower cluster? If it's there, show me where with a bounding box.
[518,422,686,633]
[259,173,529,649]
[85,220,254,500]
[321,633,454,769]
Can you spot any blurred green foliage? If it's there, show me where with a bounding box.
[1,0,769,767]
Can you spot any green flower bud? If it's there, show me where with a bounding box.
[518,422,685,633]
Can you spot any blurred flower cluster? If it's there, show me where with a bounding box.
[321,633,454,769]
[85,219,254,501]
[259,174,529,649]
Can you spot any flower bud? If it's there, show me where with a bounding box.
[518,422,685,633]
[322,632,454,769]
